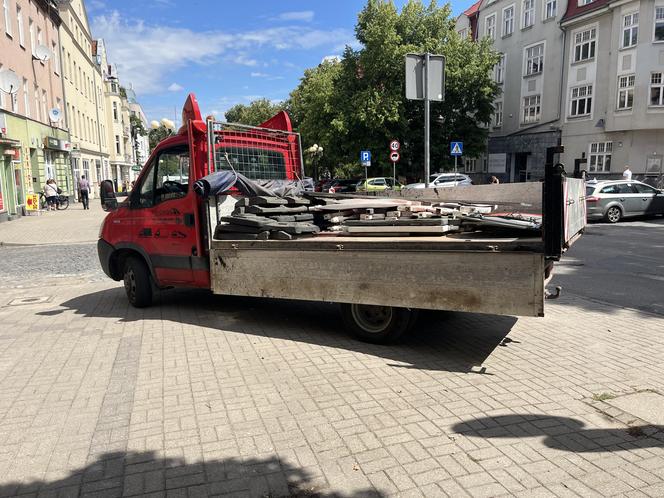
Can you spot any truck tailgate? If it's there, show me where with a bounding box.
[210,238,545,317]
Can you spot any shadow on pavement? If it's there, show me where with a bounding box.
[452,414,664,453]
[40,286,517,374]
[0,450,381,497]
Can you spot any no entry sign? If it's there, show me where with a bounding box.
[390,151,400,162]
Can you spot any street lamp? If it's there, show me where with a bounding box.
[306,144,324,182]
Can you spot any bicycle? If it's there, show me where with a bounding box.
[39,191,70,210]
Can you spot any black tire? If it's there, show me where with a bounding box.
[123,256,152,307]
[605,206,622,223]
[57,196,69,210]
[340,303,418,344]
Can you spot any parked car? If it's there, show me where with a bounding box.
[327,179,358,193]
[356,177,403,192]
[585,180,664,223]
[403,173,473,189]
[314,179,333,192]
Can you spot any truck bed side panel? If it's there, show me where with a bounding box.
[211,248,545,317]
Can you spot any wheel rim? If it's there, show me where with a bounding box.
[350,304,393,333]
[124,268,136,301]
[607,208,620,222]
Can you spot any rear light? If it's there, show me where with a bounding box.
[585,196,600,203]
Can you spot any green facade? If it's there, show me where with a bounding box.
[0,112,71,220]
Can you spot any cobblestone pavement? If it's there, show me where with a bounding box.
[0,201,106,245]
[0,258,663,497]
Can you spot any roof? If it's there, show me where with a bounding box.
[562,0,611,23]
[463,0,482,17]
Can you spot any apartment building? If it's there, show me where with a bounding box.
[103,61,133,189]
[474,0,567,182]
[560,0,664,180]
[57,0,108,198]
[0,0,71,221]
[126,86,149,177]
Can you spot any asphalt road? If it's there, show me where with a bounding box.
[553,217,664,316]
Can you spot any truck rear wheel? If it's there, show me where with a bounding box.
[123,256,152,308]
[340,303,418,344]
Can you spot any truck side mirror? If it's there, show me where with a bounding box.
[100,179,118,211]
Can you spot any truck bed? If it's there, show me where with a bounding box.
[210,233,545,317]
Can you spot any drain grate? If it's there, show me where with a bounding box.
[7,296,53,306]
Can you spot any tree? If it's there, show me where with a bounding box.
[130,114,147,166]
[288,0,500,180]
[148,125,171,151]
[224,98,286,126]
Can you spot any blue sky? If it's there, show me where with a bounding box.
[88,0,473,124]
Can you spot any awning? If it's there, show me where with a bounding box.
[0,137,21,147]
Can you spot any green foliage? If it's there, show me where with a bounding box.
[224,98,286,126]
[148,125,172,152]
[287,0,499,179]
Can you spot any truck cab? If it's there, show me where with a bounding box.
[98,93,303,304]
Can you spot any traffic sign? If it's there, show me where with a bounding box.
[390,140,400,151]
[360,150,371,167]
[390,151,400,163]
[450,141,463,156]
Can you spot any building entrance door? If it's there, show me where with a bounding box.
[515,153,528,182]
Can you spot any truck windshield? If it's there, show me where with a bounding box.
[216,146,287,180]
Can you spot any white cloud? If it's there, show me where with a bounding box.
[250,72,269,78]
[92,12,351,94]
[88,0,106,12]
[167,82,184,92]
[321,55,341,64]
[275,11,315,22]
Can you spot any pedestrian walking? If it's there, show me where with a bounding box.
[489,175,500,184]
[78,175,90,210]
[44,179,58,211]
[623,165,632,181]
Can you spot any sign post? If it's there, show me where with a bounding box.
[405,53,445,188]
[389,140,400,186]
[360,150,371,186]
[450,141,463,180]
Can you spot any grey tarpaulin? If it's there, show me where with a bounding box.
[193,171,306,198]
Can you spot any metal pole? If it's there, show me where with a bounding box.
[424,53,430,188]
[454,155,458,178]
[393,161,396,186]
[365,165,368,187]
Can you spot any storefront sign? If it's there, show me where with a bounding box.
[26,193,39,211]
[44,137,70,152]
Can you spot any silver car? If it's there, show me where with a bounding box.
[404,173,473,189]
[585,180,664,223]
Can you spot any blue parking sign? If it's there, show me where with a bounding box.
[360,150,371,166]
[450,142,463,156]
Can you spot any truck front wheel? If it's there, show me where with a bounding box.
[340,303,418,344]
[123,256,153,308]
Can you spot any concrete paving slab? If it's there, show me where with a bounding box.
[605,392,664,426]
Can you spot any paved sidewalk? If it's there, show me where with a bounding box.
[0,276,662,497]
[0,201,106,245]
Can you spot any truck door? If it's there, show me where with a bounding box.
[131,142,200,285]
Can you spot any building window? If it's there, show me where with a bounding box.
[3,0,12,36]
[28,18,34,55]
[494,101,503,127]
[573,27,596,62]
[465,158,478,173]
[495,54,505,83]
[36,26,42,47]
[570,84,593,116]
[522,95,541,123]
[622,13,638,48]
[113,101,118,121]
[34,84,40,121]
[23,78,29,117]
[41,90,47,124]
[525,43,544,75]
[651,72,664,106]
[16,5,24,46]
[588,142,612,172]
[617,74,635,109]
[459,28,468,38]
[485,14,496,40]
[523,0,535,28]
[578,0,594,5]
[655,7,664,42]
[52,41,60,74]
[503,6,515,36]
[544,0,556,19]
[115,135,121,154]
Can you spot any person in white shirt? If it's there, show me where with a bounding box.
[623,165,632,181]
[44,179,58,211]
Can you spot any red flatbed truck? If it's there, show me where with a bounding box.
[98,94,585,343]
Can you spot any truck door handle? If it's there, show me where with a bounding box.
[184,213,195,227]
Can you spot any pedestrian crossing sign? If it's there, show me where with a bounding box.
[450,141,463,156]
